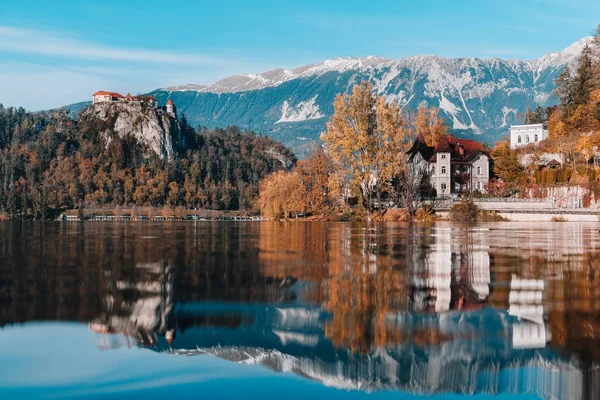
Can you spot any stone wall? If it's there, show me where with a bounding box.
[474,199,552,211]
[524,186,599,209]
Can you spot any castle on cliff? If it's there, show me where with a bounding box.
[92,91,176,116]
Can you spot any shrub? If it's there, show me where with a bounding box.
[551,216,568,222]
[450,199,479,223]
[415,204,436,221]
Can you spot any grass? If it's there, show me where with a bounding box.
[450,199,479,223]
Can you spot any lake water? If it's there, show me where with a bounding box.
[1,221,600,400]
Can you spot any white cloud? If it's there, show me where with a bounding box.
[0,25,221,65]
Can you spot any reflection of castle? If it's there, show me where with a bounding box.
[89,261,176,348]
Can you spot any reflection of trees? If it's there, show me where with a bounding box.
[0,222,294,328]
[323,224,409,353]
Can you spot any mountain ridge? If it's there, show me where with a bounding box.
[65,38,593,157]
[163,37,592,95]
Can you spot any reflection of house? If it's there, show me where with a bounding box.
[407,135,491,197]
[410,227,491,313]
[509,275,547,349]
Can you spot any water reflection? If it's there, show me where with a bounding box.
[1,221,600,399]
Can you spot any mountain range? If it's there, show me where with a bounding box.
[68,38,591,157]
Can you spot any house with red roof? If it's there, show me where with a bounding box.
[407,135,491,197]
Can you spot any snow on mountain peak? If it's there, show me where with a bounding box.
[162,38,590,95]
[533,36,594,70]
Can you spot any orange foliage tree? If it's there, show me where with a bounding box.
[321,81,408,212]
[414,106,448,147]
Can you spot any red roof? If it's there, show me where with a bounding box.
[448,136,485,152]
[424,135,488,163]
[167,99,173,105]
[93,91,124,99]
[434,135,452,153]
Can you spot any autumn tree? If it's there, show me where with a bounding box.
[258,169,303,220]
[491,139,524,188]
[414,106,448,147]
[294,148,336,215]
[320,82,407,213]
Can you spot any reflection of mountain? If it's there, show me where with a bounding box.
[147,305,577,398]
[2,222,600,398]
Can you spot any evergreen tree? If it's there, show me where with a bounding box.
[573,44,595,107]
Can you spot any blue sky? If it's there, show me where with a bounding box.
[0,0,598,110]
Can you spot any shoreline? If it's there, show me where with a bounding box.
[1,206,598,223]
[436,210,599,222]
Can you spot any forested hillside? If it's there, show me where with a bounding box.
[0,104,295,219]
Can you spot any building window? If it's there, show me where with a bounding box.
[441,154,446,159]
[526,135,530,143]
[431,166,435,175]
[441,183,447,191]
[535,134,538,142]
[518,136,522,143]
[477,166,482,175]
[441,166,446,174]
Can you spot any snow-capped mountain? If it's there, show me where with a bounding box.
[148,37,590,156]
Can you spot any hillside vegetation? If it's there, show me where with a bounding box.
[0,104,294,219]
[490,26,600,201]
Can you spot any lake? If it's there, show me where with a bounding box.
[1,221,599,400]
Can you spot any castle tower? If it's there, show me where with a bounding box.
[166,99,175,116]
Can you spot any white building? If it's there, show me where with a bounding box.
[510,124,548,149]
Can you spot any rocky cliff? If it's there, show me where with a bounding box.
[82,102,183,159]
